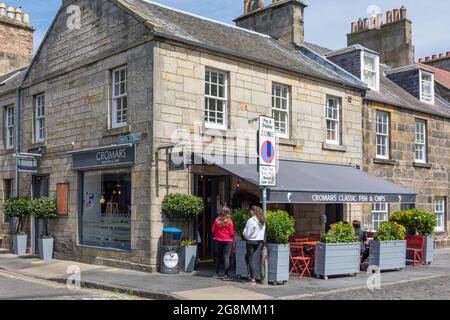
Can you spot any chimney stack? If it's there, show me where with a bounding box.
[348,6,414,67]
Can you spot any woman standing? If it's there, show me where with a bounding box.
[211,207,235,281]
[243,206,266,285]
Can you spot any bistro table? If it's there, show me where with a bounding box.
[301,241,319,270]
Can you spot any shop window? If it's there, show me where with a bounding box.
[325,96,340,145]
[3,179,13,223]
[80,169,131,250]
[371,203,388,230]
[205,69,227,129]
[272,83,289,138]
[435,197,446,232]
[4,105,14,150]
[415,120,427,163]
[375,111,389,159]
[112,66,128,128]
[34,94,45,143]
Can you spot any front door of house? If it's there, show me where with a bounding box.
[32,175,49,254]
[195,175,230,261]
[325,204,343,232]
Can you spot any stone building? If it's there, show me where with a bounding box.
[325,7,450,246]
[0,0,419,271]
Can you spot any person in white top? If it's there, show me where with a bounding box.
[243,206,266,285]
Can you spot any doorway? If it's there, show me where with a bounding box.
[32,175,49,254]
[195,175,230,261]
[325,204,344,232]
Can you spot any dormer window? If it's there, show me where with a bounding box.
[361,52,380,91]
[420,70,434,104]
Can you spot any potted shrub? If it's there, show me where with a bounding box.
[2,197,31,256]
[390,209,436,264]
[265,210,295,284]
[162,194,204,271]
[315,222,360,280]
[30,197,58,261]
[180,239,197,273]
[369,221,406,271]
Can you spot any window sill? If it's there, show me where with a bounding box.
[373,158,397,166]
[28,142,47,150]
[103,125,132,138]
[279,139,296,147]
[0,149,15,155]
[413,162,431,169]
[322,143,346,153]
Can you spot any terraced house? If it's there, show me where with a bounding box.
[1,0,444,271]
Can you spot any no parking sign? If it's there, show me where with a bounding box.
[258,116,277,187]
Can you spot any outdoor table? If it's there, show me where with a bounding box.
[301,241,319,271]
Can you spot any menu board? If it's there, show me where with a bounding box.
[57,183,69,216]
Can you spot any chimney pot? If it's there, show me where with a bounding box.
[393,9,400,22]
[386,11,392,24]
[244,0,250,15]
[351,22,358,33]
[447,52,450,57]
[358,18,364,32]
[432,54,438,60]
[6,6,13,19]
[363,18,371,30]
[22,12,29,24]
[439,53,445,59]
[376,13,383,28]
[14,7,22,22]
[370,17,376,29]
[400,6,407,19]
[425,56,431,62]
[0,3,5,16]
[418,58,423,63]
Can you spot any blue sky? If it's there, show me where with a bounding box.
[9,0,450,59]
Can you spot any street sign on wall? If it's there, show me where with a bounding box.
[258,116,277,187]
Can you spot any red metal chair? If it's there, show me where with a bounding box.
[289,242,312,278]
[406,236,425,266]
[309,233,321,241]
[294,236,309,243]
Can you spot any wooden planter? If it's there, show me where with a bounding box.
[314,243,360,280]
[369,240,406,271]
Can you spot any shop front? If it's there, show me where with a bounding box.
[70,144,135,252]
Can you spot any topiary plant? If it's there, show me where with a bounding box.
[266,210,295,244]
[30,197,58,238]
[390,209,437,236]
[231,208,251,238]
[374,221,406,241]
[321,222,359,243]
[162,193,204,220]
[2,197,31,235]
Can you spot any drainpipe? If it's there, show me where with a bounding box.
[15,88,21,197]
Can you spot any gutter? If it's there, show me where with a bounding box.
[15,89,21,197]
[152,31,368,92]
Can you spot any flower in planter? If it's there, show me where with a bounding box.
[266,210,295,244]
[2,197,31,236]
[374,222,406,241]
[321,222,359,243]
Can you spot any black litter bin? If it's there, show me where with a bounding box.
[160,228,182,274]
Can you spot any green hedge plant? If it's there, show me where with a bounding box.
[2,197,31,235]
[232,208,251,238]
[30,197,58,238]
[374,221,406,241]
[162,194,204,220]
[321,222,359,243]
[266,210,295,244]
[180,239,197,247]
[389,209,437,236]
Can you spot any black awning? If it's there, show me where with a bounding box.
[212,157,416,204]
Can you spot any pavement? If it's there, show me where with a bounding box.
[1,248,450,300]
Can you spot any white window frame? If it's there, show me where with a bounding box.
[435,197,446,232]
[419,69,435,104]
[325,96,340,145]
[415,120,427,164]
[361,51,380,91]
[34,94,45,143]
[376,111,390,159]
[272,83,290,139]
[372,203,388,231]
[204,69,228,130]
[5,105,14,150]
[112,66,128,128]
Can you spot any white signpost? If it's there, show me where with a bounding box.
[257,116,277,285]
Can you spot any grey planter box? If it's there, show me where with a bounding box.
[38,238,54,261]
[314,243,360,280]
[406,236,434,265]
[235,240,261,280]
[369,240,406,271]
[267,243,290,284]
[12,235,27,256]
[181,246,197,273]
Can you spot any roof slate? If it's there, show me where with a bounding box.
[0,66,27,96]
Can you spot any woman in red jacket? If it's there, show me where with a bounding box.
[211,207,235,281]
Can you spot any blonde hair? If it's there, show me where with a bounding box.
[251,206,265,225]
[217,206,232,227]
